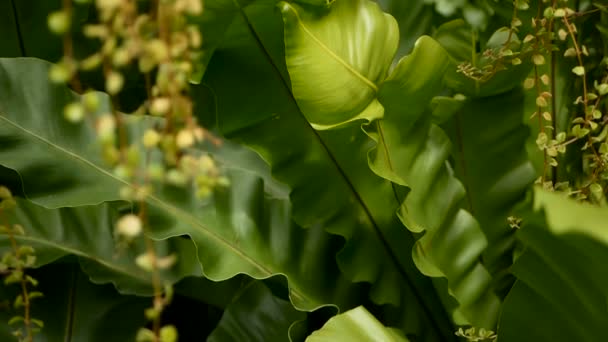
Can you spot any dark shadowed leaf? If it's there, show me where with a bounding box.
[499,189,608,342]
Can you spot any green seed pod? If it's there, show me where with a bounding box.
[135,253,154,272]
[80,53,103,71]
[96,114,117,140]
[47,11,71,35]
[115,214,142,238]
[170,32,189,58]
[199,155,216,173]
[49,63,72,84]
[112,48,131,67]
[136,328,155,342]
[63,102,85,123]
[126,145,141,167]
[145,39,169,64]
[150,97,171,116]
[196,185,212,199]
[142,129,161,148]
[106,71,124,95]
[160,325,178,342]
[96,0,122,13]
[187,25,202,48]
[102,145,120,165]
[83,24,108,38]
[176,129,195,149]
[166,169,188,187]
[179,155,199,176]
[82,91,100,112]
[101,36,118,56]
[138,55,156,73]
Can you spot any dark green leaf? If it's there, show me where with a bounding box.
[442,89,536,296]
[1,199,200,295]
[199,0,453,339]
[499,189,608,342]
[208,281,305,341]
[368,36,500,328]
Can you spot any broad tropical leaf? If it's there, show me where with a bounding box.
[199,0,454,340]
[1,198,200,295]
[499,189,608,341]
[281,0,397,129]
[305,306,409,342]
[280,2,500,328]
[442,90,536,296]
[0,57,362,313]
[0,58,121,208]
[367,36,500,328]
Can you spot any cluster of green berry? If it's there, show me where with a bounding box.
[46,1,225,341]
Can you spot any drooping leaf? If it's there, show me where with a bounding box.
[499,189,608,342]
[0,58,120,208]
[0,198,200,295]
[0,57,363,313]
[305,306,409,342]
[199,0,454,340]
[367,36,500,328]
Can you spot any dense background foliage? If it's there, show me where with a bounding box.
[1,0,608,341]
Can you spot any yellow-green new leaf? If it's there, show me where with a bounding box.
[280,0,398,129]
[306,306,409,342]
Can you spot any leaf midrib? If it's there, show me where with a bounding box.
[283,3,378,92]
[11,235,150,284]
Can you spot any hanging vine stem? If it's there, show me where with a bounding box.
[529,1,551,184]
[563,15,588,107]
[563,11,607,189]
[61,0,82,93]
[6,228,32,342]
[46,1,225,341]
[548,0,558,183]
[0,187,42,342]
